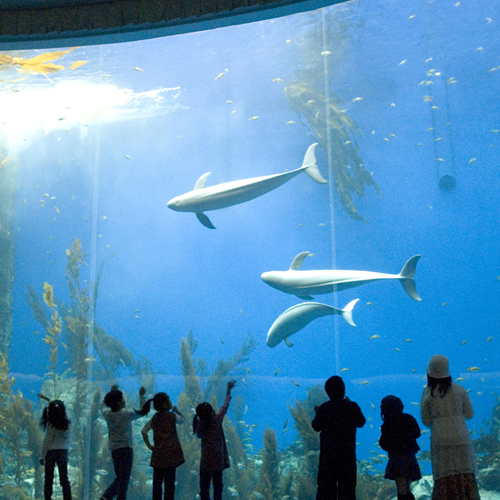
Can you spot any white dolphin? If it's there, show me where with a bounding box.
[167,143,327,228]
[266,299,359,348]
[261,253,422,301]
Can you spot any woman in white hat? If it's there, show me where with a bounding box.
[420,354,479,500]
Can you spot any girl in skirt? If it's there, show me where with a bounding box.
[379,395,421,500]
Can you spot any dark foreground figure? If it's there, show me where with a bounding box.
[312,376,366,500]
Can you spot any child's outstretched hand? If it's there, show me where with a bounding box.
[139,386,146,398]
[227,379,236,392]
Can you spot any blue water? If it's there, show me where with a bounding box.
[4,0,500,475]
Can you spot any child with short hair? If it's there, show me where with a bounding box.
[141,392,185,500]
[379,395,421,500]
[99,385,149,500]
[193,380,236,500]
[38,393,73,500]
[311,375,366,500]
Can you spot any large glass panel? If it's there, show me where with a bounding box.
[1,0,499,498]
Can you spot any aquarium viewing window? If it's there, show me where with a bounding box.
[1,0,500,499]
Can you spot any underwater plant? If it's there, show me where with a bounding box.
[40,282,63,396]
[283,10,380,222]
[284,82,380,223]
[0,352,42,498]
[257,428,281,500]
[0,48,86,77]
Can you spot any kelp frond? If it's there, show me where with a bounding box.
[203,333,256,401]
[0,48,87,76]
[0,352,39,487]
[284,82,380,222]
[180,336,204,404]
[41,282,63,395]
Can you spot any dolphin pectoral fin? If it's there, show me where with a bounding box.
[284,337,294,348]
[290,251,313,271]
[296,294,315,301]
[194,172,211,190]
[196,212,216,229]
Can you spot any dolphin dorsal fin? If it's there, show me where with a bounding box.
[285,337,294,347]
[194,172,211,190]
[290,251,313,271]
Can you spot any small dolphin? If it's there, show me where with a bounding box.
[261,253,422,301]
[266,299,359,348]
[167,143,327,229]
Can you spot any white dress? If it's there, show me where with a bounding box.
[420,382,477,480]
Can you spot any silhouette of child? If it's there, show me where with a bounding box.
[379,395,421,500]
[193,380,236,500]
[311,375,366,500]
[141,392,185,500]
[99,385,149,500]
[38,393,72,500]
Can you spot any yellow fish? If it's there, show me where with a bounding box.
[134,67,143,71]
[359,381,370,385]
[291,381,300,387]
[468,158,477,164]
[486,336,493,342]
[403,339,412,343]
[466,367,480,372]
[455,377,466,382]
[340,367,350,372]
[272,78,282,82]
[369,335,380,339]
[460,340,467,345]
[398,59,407,65]
[274,367,280,376]
[352,97,363,102]
[286,121,295,125]
[249,116,259,121]
[215,72,225,80]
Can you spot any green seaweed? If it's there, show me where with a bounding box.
[0,352,40,490]
[283,10,380,223]
[257,428,281,500]
[41,282,63,396]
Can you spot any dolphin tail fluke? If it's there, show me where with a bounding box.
[401,278,422,302]
[340,298,359,327]
[302,143,328,184]
[196,212,216,229]
[398,255,422,301]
